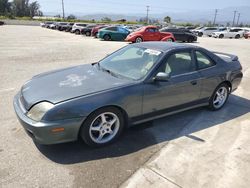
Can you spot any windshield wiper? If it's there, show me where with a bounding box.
[95,63,133,80]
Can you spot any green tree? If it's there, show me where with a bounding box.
[67,14,76,20]
[29,1,40,17]
[0,0,11,15]
[102,17,111,22]
[12,0,30,17]
[164,16,171,23]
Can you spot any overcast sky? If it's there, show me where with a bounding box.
[36,0,250,15]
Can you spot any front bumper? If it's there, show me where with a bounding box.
[13,92,85,145]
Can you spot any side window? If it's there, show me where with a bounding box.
[161,52,195,76]
[118,28,128,33]
[146,28,156,32]
[106,27,117,31]
[195,51,215,69]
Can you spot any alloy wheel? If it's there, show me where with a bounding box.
[89,112,120,144]
[213,86,228,109]
[135,37,143,43]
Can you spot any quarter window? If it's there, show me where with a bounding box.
[195,51,215,69]
[161,52,195,76]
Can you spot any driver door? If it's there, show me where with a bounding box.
[142,50,202,114]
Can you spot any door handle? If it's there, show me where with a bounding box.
[191,81,197,85]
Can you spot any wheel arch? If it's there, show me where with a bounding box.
[219,80,232,92]
[161,36,174,42]
[78,105,129,137]
[134,35,143,41]
[103,33,111,39]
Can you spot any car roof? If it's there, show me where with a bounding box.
[132,42,201,53]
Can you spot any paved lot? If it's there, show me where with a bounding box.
[0,25,249,188]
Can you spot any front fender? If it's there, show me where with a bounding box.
[128,34,143,42]
[161,36,175,42]
[43,83,144,121]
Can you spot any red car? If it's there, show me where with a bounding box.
[91,25,108,37]
[244,32,250,39]
[125,26,175,43]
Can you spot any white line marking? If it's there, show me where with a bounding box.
[0,88,15,93]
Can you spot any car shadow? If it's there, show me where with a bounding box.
[36,94,250,164]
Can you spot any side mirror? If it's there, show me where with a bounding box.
[153,72,170,82]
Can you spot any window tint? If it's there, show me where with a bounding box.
[146,28,158,32]
[99,46,162,80]
[77,24,87,27]
[106,27,117,31]
[161,52,195,76]
[206,28,217,30]
[118,27,128,33]
[195,51,215,69]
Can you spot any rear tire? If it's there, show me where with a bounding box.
[219,34,224,39]
[75,30,80,35]
[103,34,111,41]
[187,37,193,43]
[166,38,173,42]
[80,107,125,147]
[235,34,240,39]
[86,31,91,36]
[208,83,229,111]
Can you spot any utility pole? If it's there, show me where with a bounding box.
[237,13,241,26]
[232,10,237,27]
[213,9,218,26]
[146,6,150,25]
[62,0,65,19]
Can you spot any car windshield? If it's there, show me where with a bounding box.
[98,46,163,80]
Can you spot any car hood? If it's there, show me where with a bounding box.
[20,64,134,110]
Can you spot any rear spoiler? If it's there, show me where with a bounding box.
[212,51,238,61]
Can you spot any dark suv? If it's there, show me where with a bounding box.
[81,25,97,36]
[160,28,197,43]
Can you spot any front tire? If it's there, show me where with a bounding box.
[208,83,229,111]
[80,107,125,147]
[135,37,143,43]
[103,34,111,41]
[198,32,203,37]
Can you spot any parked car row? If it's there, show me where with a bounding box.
[191,26,250,39]
[41,22,177,42]
[42,22,206,43]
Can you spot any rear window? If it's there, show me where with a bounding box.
[195,51,215,69]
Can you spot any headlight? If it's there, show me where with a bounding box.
[27,102,54,121]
